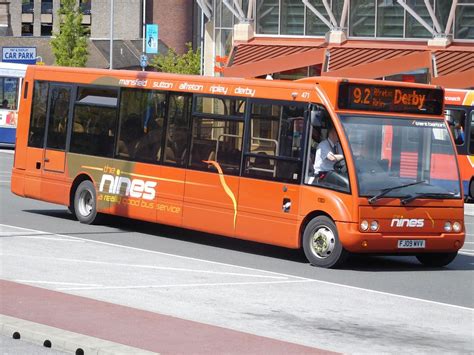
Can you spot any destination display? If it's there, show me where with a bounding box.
[338,83,444,115]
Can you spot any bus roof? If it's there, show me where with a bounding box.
[0,62,27,78]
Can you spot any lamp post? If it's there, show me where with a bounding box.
[109,0,114,69]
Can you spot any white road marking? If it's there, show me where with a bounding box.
[15,236,84,242]
[2,253,289,280]
[1,223,473,311]
[58,279,314,291]
[13,280,103,287]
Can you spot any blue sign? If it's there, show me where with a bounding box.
[140,54,148,69]
[2,47,37,64]
[145,24,158,54]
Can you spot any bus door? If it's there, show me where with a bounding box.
[183,96,245,236]
[41,84,73,204]
[237,101,305,247]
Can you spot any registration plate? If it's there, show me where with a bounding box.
[398,240,426,248]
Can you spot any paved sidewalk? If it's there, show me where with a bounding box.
[0,280,333,354]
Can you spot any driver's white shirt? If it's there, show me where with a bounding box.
[313,138,340,174]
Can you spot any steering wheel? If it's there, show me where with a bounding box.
[333,159,347,175]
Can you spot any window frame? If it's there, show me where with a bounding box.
[242,98,307,184]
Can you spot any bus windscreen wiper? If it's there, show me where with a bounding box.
[400,192,457,205]
[368,180,427,205]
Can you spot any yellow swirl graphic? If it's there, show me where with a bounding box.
[204,160,238,228]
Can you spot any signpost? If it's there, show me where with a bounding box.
[2,47,37,64]
[140,54,148,70]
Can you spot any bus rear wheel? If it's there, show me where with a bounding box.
[416,252,458,267]
[302,216,348,268]
[74,180,99,225]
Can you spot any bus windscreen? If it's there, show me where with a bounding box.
[338,83,444,115]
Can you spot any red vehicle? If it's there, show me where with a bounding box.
[445,89,474,200]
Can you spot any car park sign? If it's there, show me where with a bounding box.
[2,47,37,64]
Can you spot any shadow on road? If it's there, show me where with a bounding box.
[23,208,474,272]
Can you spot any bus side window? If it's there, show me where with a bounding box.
[116,89,165,163]
[28,81,49,148]
[164,94,192,166]
[446,109,466,146]
[69,86,118,158]
[189,117,243,175]
[243,101,304,183]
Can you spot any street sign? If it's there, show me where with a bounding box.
[2,47,37,64]
[145,24,159,54]
[140,54,148,69]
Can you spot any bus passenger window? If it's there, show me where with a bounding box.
[189,117,243,175]
[243,101,304,183]
[28,81,49,148]
[164,94,192,166]
[117,89,165,162]
[69,86,118,158]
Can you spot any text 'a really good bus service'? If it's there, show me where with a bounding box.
[11,65,465,268]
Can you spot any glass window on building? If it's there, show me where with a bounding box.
[384,69,430,84]
[21,23,33,36]
[256,0,280,34]
[350,0,376,37]
[41,0,53,14]
[306,0,330,36]
[455,3,474,40]
[80,0,91,15]
[281,0,304,35]
[41,24,52,36]
[22,0,34,13]
[377,0,404,38]
[405,0,433,38]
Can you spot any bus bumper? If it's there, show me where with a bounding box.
[336,221,465,253]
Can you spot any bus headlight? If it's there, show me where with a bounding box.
[370,220,379,231]
[444,222,452,232]
[360,220,369,232]
[453,222,462,233]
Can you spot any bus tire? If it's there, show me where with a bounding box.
[302,216,348,268]
[416,252,457,267]
[74,180,99,225]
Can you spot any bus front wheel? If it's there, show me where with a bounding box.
[302,216,348,268]
[74,180,99,225]
[416,252,457,267]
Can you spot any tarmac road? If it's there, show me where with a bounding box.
[0,149,473,354]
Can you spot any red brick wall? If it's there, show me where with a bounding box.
[151,0,194,54]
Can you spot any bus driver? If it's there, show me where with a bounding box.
[313,126,344,177]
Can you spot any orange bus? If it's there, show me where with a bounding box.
[445,89,474,200]
[11,66,464,268]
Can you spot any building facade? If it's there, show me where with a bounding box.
[0,0,195,69]
[196,0,474,89]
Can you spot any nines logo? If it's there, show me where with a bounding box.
[99,167,157,201]
[390,218,424,228]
